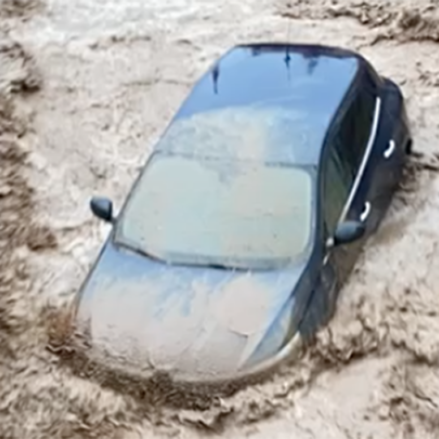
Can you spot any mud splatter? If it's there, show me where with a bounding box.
[276,0,439,44]
[0,0,43,20]
[376,9,439,44]
[0,37,41,93]
[276,0,398,27]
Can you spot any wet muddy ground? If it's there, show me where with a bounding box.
[1,0,439,438]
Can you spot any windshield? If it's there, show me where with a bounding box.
[115,152,314,270]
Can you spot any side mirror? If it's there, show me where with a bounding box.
[333,220,365,246]
[90,196,113,223]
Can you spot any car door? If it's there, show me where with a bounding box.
[316,76,386,321]
[318,144,355,320]
[318,84,376,308]
[361,79,408,230]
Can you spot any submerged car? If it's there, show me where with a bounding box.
[69,43,411,385]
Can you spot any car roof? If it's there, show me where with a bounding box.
[157,43,361,166]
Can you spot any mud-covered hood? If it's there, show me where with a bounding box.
[76,243,307,382]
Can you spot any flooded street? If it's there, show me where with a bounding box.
[1,0,439,438]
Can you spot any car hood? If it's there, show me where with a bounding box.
[75,243,308,382]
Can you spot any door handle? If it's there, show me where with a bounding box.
[360,201,371,222]
[384,139,396,159]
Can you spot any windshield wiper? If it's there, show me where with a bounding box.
[117,242,167,263]
[116,242,249,271]
[205,263,231,270]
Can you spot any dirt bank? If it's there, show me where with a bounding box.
[1,0,439,438]
[0,25,144,439]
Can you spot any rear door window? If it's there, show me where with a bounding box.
[334,85,376,184]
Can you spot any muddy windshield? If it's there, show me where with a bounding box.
[115,152,314,270]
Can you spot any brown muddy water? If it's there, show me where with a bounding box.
[1,0,439,438]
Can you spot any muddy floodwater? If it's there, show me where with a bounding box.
[1,0,439,438]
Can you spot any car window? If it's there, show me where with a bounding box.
[321,81,376,237]
[333,87,376,184]
[322,149,351,235]
[157,105,325,166]
[114,152,315,270]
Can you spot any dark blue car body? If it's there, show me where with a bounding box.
[71,43,411,385]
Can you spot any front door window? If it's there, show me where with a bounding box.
[322,149,351,236]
